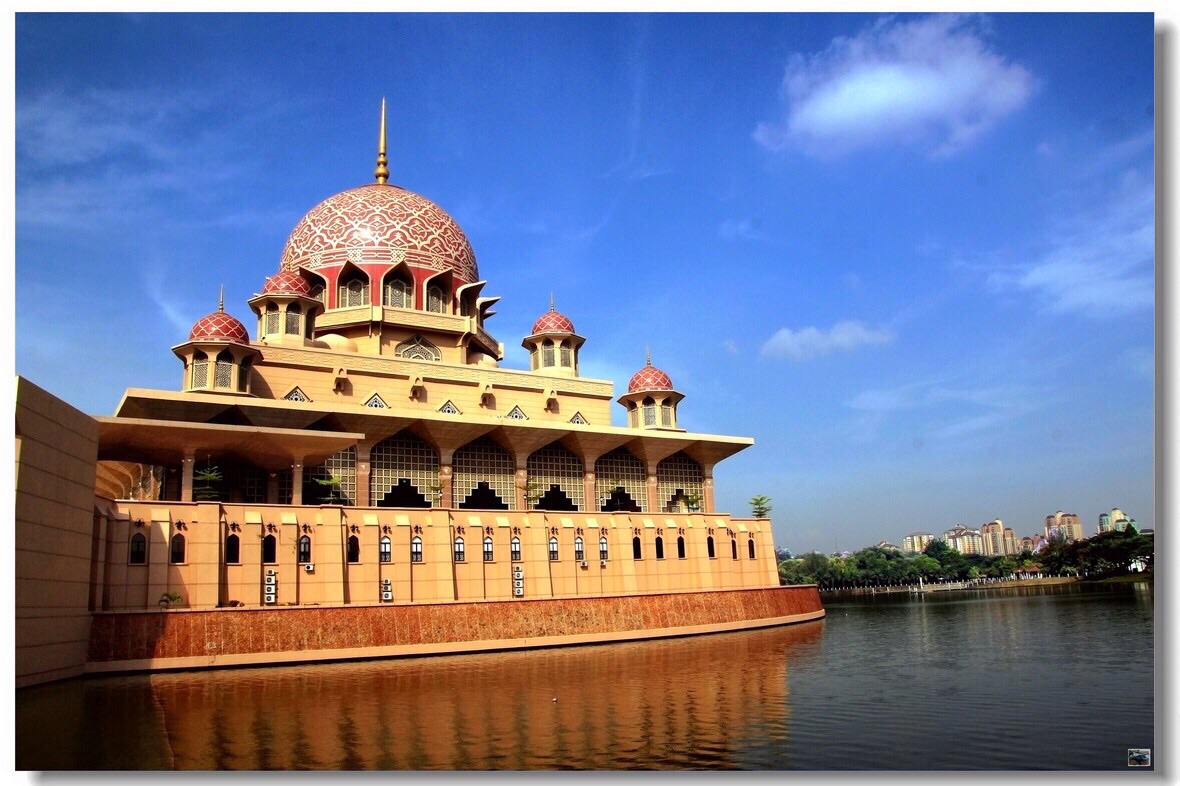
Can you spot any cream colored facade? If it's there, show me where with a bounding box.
[943,525,984,555]
[903,532,934,554]
[979,519,1017,556]
[15,114,796,688]
[1044,510,1084,542]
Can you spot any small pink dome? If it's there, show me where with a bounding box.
[628,361,674,393]
[189,311,250,344]
[532,307,575,334]
[262,270,312,297]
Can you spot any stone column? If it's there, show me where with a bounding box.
[291,459,304,505]
[266,473,280,504]
[702,465,716,514]
[646,462,660,514]
[583,471,597,515]
[355,441,373,507]
[181,450,196,503]
[438,448,455,509]
[515,466,529,512]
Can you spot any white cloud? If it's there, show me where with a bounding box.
[987,174,1154,316]
[761,320,894,361]
[754,14,1033,157]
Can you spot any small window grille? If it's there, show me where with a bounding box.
[574,537,584,561]
[384,279,410,308]
[285,387,309,402]
[285,304,302,335]
[347,535,360,564]
[365,394,388,409]
[560,346,572,367]
[238,358,251,392]
[411,536,423,562]
[628,408,638,428]
[310,284,325,303]
[191,355,208,388]
[483,537,494,562]
[298,535,312,564]
[395,335,442,362]
[439,400,461,415]
[427,286,446,313]
[569,412,588,425]
[548,537,559,561]
[643,401,656,427]
[661,404,673,426]
[599,536,609,561]
[454,537,465,563]
[380,536,392,563]
[541,341,555,367]
[265,304,280,334]
[215,352,234,388]
[340,278,369,308]
[511,537,522,561]
[170,533,186,564]
[506,406,527,421]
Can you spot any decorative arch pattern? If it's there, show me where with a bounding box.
[454,437,515,510]
[370,431,438,508]
[395,335,441,362]
[656,452,704,513]
[527,443,584,511]
[595,448,646,512]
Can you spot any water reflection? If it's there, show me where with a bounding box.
[18,621,823,771]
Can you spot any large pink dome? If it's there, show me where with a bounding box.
[628,361,674,393]
[279,183,478,284]
[532,307,575,334]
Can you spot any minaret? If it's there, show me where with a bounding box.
[375,97,389,185]
[523,298,584,378]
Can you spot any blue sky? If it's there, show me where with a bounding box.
[14,12,1158,554]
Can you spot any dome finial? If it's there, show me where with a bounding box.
[218,284,225,313]
[549,292,555,311]
[375,97,389,185]
[646,347,652,366]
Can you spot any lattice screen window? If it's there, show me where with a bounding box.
[221,462,267,504]
[454,437,516,510]
[628,407,638,428]
[365,393,388,409]
[395,335,441,362]
[310,284,325,304]
[526,443,585,510]
[439,400,461,415]
[595,448,647,512]
[238,358,252,392]
[569,412,588,425]
[191,353,208,388]
[427,285,447,313]
[285,304,302,335]
[656,452,704,513]
[541,340,555,367]
[384,278,410,308]
[560,345,572,367]
[643,399,656,427]
[339,277,370,308]
[369,431,439,507]
[506,406,527,421]
[661,404,673,427]
[265,303,280,335]
[214,352,234,389]
[307,446,357,505]
[285,387,310,402]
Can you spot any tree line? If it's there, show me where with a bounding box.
[778,527,1153,588]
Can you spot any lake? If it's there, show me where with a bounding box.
[15,581,1154,770]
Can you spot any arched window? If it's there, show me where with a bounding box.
[309,283,325,305]
[560,342,572,367]
[191,351,208,389]
[661,403,673,427]
[574,536,585,561]
[170,533,186,564]
[380,536,392,563]
[483,536,494,562]
[298,535,312,564]
[599,536,609,561]
[214,350,234,388]
[411,536,423,563]
[340,275,370,308]
[655,536,665,560]
[748,539,756,560]
[530,349,539,371]
[265,302,280,335]
[548,537,559,561]
[129,532,147,564]
[453,537,465,563]
[632,537,642,560]
[541,339,555,367]
[347,535,361,564]
[677,536,686,559]
[383,276,410,309]
[285,302,302,335]
[262,534,277,564]
[238,356,252,392]
[731,538,738,561]
[511,536,522,562]
[225,533,241,564]
[643,397,656,427]
[427,285,447,313]
[707,536,716,559]
[628,404,638,428]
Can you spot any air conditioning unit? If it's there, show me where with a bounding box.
[264,593,276,605]
[513,587,524,597]
[600,560,607,567]
[264,575,276,586]
[266,569,276,576]
[580,561,588,568]
[381,591,393,601]
[304,563,314,572]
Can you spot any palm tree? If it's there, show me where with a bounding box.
[749,495,772,518]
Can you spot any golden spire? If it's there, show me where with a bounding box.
[375,97,389,184]
[218,285,225,313]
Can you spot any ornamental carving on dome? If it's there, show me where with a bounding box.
[628,364,674,393]
[532,309,575,334]
[262,270,313,296]
[279,184,478,283]
[189,311,250,344]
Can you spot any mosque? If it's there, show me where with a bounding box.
[14,103,824,688]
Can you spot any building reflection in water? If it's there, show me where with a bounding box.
[140,622,823,770]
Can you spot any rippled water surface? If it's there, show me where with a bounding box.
[16,582,1154,770]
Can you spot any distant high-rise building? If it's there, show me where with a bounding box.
[1044,510,1084,542]
[980,519,1018,556]
[903,532,935,553]
[875,540,901,551]
[1098,508,1136,535]
[1019,534,1048,553]
[944,525,984,555]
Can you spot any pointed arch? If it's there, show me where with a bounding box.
[381,264,414,309]
[370,431,438,508]
[395,334,441,362]
[337,264,371,308]
[527,442,584,511]
[595,448,646,512]
[454,437,515,510]
[657,452,704,513]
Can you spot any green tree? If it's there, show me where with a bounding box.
[749,495,772,518]
[192,464,222,502]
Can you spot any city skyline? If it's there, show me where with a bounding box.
[14,12,1155,554]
